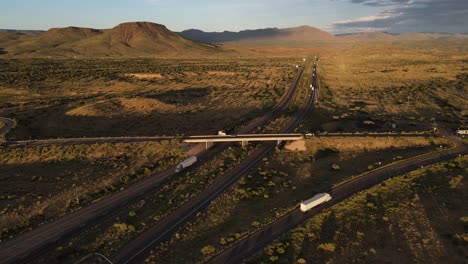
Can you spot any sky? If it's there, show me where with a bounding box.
[1,0,466,34]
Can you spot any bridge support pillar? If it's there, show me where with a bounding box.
[205,142,214,150]
[241,141,249,147]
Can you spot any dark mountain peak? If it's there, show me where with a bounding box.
[110,21,177,42]
[44,26,103,39]
[179,25,336,43]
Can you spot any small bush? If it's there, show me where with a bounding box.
[200,245,216,256]
[317,243,336,252]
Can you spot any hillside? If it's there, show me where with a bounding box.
[0,32,32,44]
[179,25,337,44]
[73,22,218,56]
[0,22,220,57]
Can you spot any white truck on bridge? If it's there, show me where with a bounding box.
[175,156,197,173]
[456,130,467,138]
[300,193,332,212]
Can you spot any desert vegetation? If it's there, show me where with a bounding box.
[250,156,467,264]
[0,141,182,240]
[144,136,447,263]
[40,144,258,262]
[0,39,466,264]
[315,42,467,130]
[0,58,298,139]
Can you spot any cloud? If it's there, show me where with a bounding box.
[331,0,468,33]
[347,0,413,6]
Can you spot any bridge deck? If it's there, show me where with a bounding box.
[184,134,302,143]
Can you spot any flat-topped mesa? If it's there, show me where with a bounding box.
[111,21,177,43]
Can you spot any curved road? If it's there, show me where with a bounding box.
[0,64,306,264]
[0,117,14,136]
[207,135,466,264]
[111,60,314,264]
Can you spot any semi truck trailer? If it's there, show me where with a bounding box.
[175,156,197,173]
[300,193,332,212]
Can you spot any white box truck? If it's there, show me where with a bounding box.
[300,193,332,212]
[175,156,197,173]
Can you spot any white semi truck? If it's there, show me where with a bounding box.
[456,130,468,138]
[300,193,332,212]
[175,156,197,173]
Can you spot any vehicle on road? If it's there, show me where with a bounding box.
[456,129,467,137]
[300,193,332,212]
[175,156,197,172]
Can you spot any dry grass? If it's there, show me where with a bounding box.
[124,73,164,79]
[252,157,467,263]
[66,97,181,117]
[295,137,445,158]
[0,58,298,139]
[0,141,182,239]
[147,136,446,264]
[317,42,468,120]
[284,140,306,151]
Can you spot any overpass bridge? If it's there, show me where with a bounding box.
[184,134,302,149]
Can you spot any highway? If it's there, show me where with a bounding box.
[0,117,14,136]
[0,63,306,264]
[0,55,451,264]
[7,136,176,148]
[111,60,315,264]
[207,136,466,264]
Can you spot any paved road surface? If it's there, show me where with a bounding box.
[0,117,14,136]
[0,64,306,264]
[207,135,466,264]
[8,136,177,148]
[111,61,313,264]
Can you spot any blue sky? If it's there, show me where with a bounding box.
[1,0,466,33]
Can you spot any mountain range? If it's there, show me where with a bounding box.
[338,32,468,41]
[178,25,337,43]
[0,22,220,57]
[1,22,467,57]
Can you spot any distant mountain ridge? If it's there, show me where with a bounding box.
[0,22,220,57]
[179,25,337,43]
[180,27,468,43]
[1,23,467,57]
[339,32,468,41]
[0,29,45,35]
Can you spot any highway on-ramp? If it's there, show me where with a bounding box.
[207,136,467,264]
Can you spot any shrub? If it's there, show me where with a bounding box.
[220,237,227,245]
[317,243,336,252]
[251,221,261,228]
[331,163,341,171]
[200,245,216,256]
[297,258,306,264]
